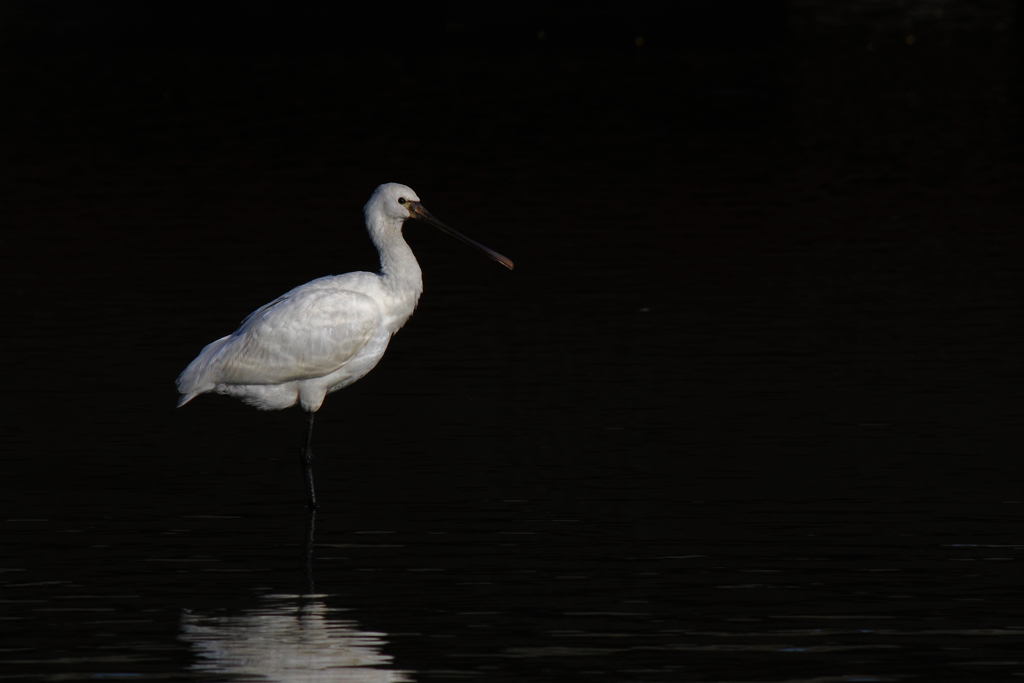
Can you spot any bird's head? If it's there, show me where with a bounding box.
[365,183,514,270]
[367,182,421,221]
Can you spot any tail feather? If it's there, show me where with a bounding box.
[176,392,199,408]
[176,335,233,407]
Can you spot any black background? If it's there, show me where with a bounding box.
[3,0,1021,507]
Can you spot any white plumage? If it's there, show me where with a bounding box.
[176,182,512,507]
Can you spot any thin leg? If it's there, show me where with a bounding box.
[300,410,318,509]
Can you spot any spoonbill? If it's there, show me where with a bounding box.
[176,183,513,508]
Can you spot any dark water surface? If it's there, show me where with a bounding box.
[3,4,1024,681]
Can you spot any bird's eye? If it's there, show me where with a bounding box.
[398,197,407,205]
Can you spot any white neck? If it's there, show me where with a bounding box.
[369,215,424,329]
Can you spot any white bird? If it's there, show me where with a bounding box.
[176,183,513,508]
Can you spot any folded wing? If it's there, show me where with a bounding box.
[177,286,381,402]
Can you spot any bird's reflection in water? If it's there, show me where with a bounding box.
[180,513,413,682]
[180,599,412,682]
